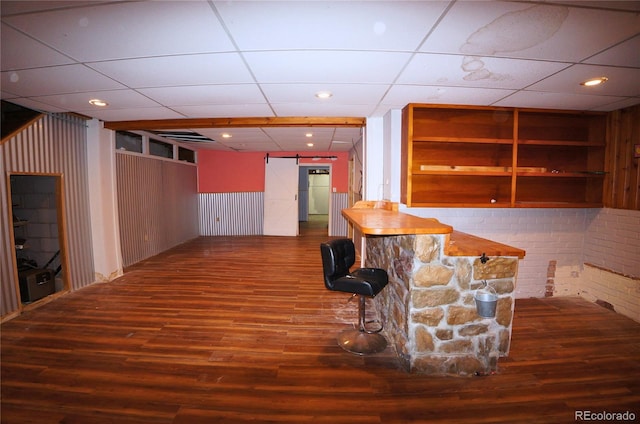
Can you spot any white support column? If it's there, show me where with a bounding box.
[364,117,385,201]
[86,119,123,282]
[385,108,403,203]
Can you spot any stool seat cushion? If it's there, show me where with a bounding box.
[331,269,388,297]
[320,239,388,297]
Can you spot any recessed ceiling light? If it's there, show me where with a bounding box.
[221,133,232,138]
[305,133,313,138]
[315,91,333,99]
[89,98,108,107]
[306,142,314,147]
[580,77,608,87]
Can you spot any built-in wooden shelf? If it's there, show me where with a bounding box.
[401,104,607,208]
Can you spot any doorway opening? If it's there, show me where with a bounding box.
[299,165,330,236]
[8,174,68,306]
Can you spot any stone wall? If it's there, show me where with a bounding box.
[366,234,519,376]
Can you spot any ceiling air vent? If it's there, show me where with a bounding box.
[151,131,214,143]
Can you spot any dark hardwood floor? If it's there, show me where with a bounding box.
[2,229,639,423]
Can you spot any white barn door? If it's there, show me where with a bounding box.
[263,157,298,236]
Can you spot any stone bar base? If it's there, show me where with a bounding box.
[366,234,518,376]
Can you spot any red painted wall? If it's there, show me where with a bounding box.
[197,150,349,193]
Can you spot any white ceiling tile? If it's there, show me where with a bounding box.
[230,142,281,152]
[0,2,111,15]
[175,141,230,151]
[270,102,376,117]
[527,64,640,97]
[333,128,362,143]
[1,23,74,70]
[4,97,67,113]
[398,54,570,89]
[260,83,389,105]
[544,1,640,12]
[86,107,185,122]
[89,53,254,88]
[278,146,332,153]
[138,85,266,106]
[171,104,275,118]
[0,89,17,99]
[31,89,160,113]
[1,64,125,97]
[3,2,234,61]
[590,97,640,111]
[243,51,411,84]
[196,128,272,143]
[584,34,640,67]
[264,127,335,144]
[421,2,559,56]
[215,1,448,51]
[422,2,640,62]
[382,85,516,107]
[494,91,628,111]
[288,142,332,151]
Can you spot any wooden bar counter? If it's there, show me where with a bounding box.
[342,203,525,259]
[342,201,525,376]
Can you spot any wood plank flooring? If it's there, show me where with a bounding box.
[2,230,639,423]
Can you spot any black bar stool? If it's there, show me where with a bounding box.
[320,238,388,355]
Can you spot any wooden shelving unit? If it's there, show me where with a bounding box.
[401,104,607,208]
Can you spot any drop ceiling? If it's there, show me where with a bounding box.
[2,1,639,152]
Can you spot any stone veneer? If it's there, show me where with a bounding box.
[365,234,518,376]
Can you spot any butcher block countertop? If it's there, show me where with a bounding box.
[342,202,525,259]
[446,230,525,259]
[341,206,453,235]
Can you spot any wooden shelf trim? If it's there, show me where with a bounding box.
[514,201,603,208]
[516,171,606,177]
[412,137,513,144]
[517,139,605,146]
[414,171,513,176]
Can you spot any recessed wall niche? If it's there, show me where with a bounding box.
[10,174,65,303]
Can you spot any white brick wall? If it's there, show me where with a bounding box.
[402,207,588,298]
[402,207,640,322]
[579,265,640,323]
[580,208,640,323]
[584,208,640,278]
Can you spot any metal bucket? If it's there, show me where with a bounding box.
[475,289,498,318]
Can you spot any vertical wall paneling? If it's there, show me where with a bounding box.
[198,191,347,237]
[199,192,263,236]
[605,105,640,211]
[163,161,199,248]
[115,153,198,268]
[1,114,94,318]
[330,192,348,237]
